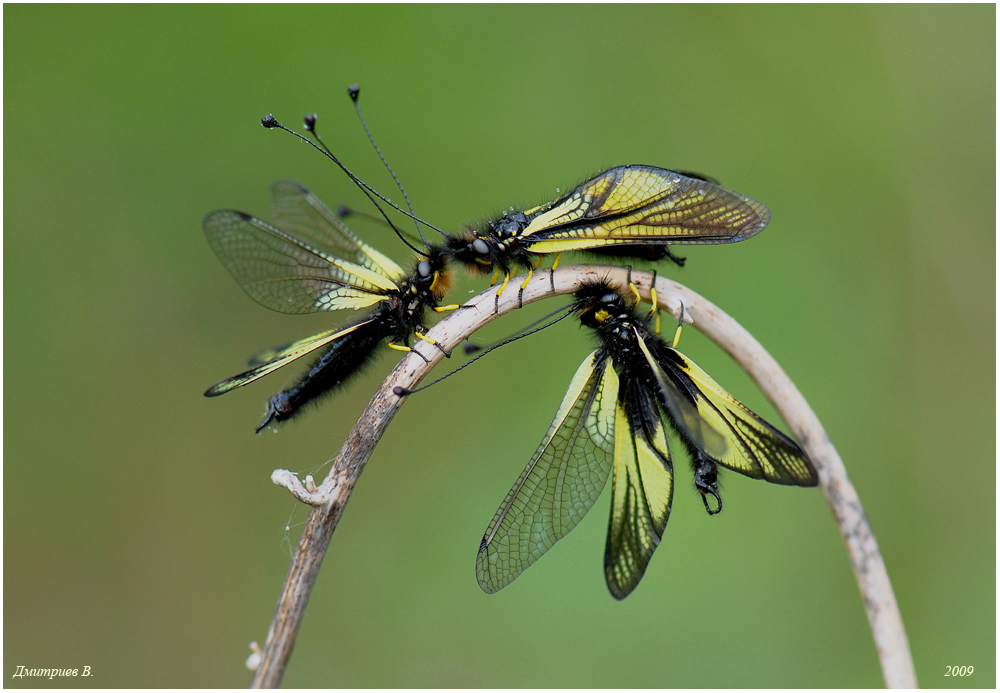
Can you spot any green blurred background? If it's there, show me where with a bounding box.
[5,5,994,688]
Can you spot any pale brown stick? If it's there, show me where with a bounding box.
[250,265,915,688]
[645,273,917,689]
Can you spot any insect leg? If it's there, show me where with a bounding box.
[416,331,451,358]
[517,267,534,309]
[626,266,641,306]
[388,340,430,364]
[671,301,686,348]
[548,252,562,292]
[648,270,659,315]
[648,270,661,334]
[664,246,687,267]
[494,272,511,313]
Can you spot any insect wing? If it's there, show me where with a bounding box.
[203,210,398,314]
[246,341,294,368]
[671,170,720,185]
[269,181,406,281]
[664,351,818,486]
[605,398,674,600]
[477,352,619,594]
[521,165,770,254]
[204,320,374,397]
[634,329,728,458]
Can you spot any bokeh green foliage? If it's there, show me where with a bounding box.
[5,4,994,688]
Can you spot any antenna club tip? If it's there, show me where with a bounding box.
[261,114,279,129]
[303,113,317,132]
[463,343,484,355]
[348,84,360,101]
[392,386,410,397]
[336,204,352,218]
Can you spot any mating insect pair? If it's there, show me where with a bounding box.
[201,91,815,599]
[204,104,772,429]
[474,278,817,599]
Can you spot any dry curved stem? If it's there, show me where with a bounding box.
[251,265,916,689]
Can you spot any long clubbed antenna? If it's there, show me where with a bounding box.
[259,114,444,254]
[348,84,428,246]
[462,303,577,355]
[393,305,577,397]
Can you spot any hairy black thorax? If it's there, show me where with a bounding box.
[442,210,536,276]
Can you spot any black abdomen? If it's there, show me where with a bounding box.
[256,320,385,431]
[586,244,686,267]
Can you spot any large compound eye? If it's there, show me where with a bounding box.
[472,238,490,256]
[601,292,619,305]
[417,261,432,278]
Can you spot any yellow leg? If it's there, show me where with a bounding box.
[648,272,660,333]
[433,304,461,313]
[416,331,450,357]
[515,267,535,309]
[496,272,511,297]
[628,281,641,306]
[519,267,534,290]
[387,342,412,353]
[490,269,500,285]
[493,272,512,314]
[624,265,641,306]
[671,302,686,348]
[548,253,562,292]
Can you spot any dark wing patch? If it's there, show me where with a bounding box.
[664,350,818,486]
[605,398,674,600]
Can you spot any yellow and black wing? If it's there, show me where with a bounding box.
[246,341,294,368]
[477,352,619,594]
[519,165,770,255]
[604,394,675,600]
[204,320,374,396]
[203,209,400,315]
[663,350,818,486]
[269,180,406,281]
[634,331,728,459]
